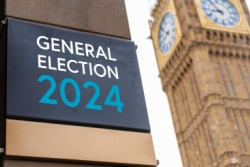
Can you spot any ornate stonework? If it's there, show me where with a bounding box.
[150,0,250,166]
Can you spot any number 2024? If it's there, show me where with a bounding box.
[38,74,124,113]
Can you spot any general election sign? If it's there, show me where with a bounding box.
[6,18,150,132]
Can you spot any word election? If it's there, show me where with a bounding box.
[36,36,119,79]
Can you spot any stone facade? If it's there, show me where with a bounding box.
[151,0,250,166]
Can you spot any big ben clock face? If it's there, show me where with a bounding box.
[151,0,182,70]
[158,12,176,54]
[194,0,250,34]
[201,0,240,27]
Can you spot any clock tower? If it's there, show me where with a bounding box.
[150,0,250,166]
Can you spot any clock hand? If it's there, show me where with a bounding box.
[161,26,172,44]
[162,34,169,45]
[211,9,223,15]
[208,0,219,10]
[166,31,170,36]
[208,0,224,15]
[162,35,168,43]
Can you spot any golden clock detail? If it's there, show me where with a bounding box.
[151,0,182,70]
[150,0,250,166]
[194,0,250,34]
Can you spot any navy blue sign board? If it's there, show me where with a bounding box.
[6,18,150,132]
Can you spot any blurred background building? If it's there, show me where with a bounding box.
[150,0,250,166]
